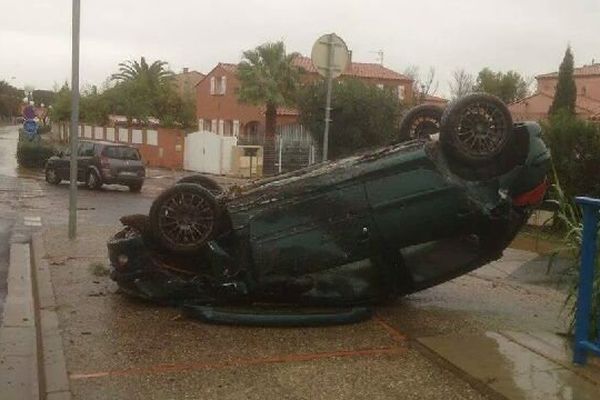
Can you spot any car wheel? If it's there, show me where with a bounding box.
[149,183,219,254]
[399,104,443,141]
[45,167,61,184]
[440,93,514,166]
[128,183,143,193]
[177,175,224,196]
[86,170,102,190]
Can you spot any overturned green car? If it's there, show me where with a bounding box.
[108,94,550,324]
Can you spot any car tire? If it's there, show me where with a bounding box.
[128,183,143,193]
[177,175,224,196]
[399,104,443,141]
[149,183,219,254]
[86,170,102,190]
[440,93,514,167]
[45,167,61,184]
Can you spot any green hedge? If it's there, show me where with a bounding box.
[16,141,56,169]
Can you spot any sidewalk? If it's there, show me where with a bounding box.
[32,224,600,399]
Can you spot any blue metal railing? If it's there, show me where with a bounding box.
[573,196,600,365]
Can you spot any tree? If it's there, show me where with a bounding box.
[237,41,301,174]
[298,79,401,160]
[473,68,529,103]
[0,80,23,120]
[448,68,474,99]
[549,46,577,116]
[32,89,56,107]
[403,65,438,104]
[49,83,74,122]
[111,57,173,87]
[542,111,600,198]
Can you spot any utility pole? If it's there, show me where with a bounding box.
[310,33,349,162]
[69,0,80,239]
[323,34,335,162]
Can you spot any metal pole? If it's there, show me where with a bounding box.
[323,33,335,162]
[573,198,599,365]
[278,135,283,174]
[68,0,80,239]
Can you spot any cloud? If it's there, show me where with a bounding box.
[1,0,599,96]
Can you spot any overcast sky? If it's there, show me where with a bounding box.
[1,0,599,96]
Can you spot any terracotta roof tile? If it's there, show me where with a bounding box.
[213,57,411,82]
[292,56,411,81]
[536,63,600,79]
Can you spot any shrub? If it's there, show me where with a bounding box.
[542,111,600,199]
[297,79,402,160]
[16,141,56,168]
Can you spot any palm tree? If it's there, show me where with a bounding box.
[238,42,300,175]
[111,57,173,87]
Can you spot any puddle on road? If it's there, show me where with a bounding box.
[483,332,597,399]
[421,331,599,399]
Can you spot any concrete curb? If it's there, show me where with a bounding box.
[0,242,39,399]
[31,232,72,400]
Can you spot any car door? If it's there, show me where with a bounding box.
[54,150,71,180]
[365,165,469,249]
[76,142,95,181]
[249,183,375,279]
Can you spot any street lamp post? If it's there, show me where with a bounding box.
[68,0,80,239]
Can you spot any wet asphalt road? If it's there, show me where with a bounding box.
[0,125,156,324]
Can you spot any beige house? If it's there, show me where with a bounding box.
[509,63,600,121]
[173,68,205,99]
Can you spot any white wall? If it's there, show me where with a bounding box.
[131,129,143,144]
[106,127,115,141]
[184,131,237,175]
[118,127,129,143]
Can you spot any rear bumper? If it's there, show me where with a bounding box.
[102,174,144,186]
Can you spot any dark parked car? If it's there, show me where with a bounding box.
[45,141,146,192]
[108,94,551,324]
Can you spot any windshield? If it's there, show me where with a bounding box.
[103,146,141,161]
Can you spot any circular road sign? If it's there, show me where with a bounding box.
[311,33,349,79]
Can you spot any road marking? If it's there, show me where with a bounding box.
[24,216,42,227]
[69,346,404,380]
[373,314,408,344]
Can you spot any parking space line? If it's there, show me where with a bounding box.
[69,346,404,380]
[373,313,407,345]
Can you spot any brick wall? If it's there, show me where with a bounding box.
[53,123,185,170]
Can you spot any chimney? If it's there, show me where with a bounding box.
[183,67,189,74]
[348,50,352,63]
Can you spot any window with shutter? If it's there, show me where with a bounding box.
[210,77,216,95]
[398,85,405,100]
[233,120,240,137]
[211,119,217,133]
[198,119,204,131]
[221,76,227,95]
[218,120,224,135]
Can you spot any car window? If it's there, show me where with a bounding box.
[78,142,94,156]
[103,146,141,161]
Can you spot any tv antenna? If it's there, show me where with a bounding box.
[370,49,384,65]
